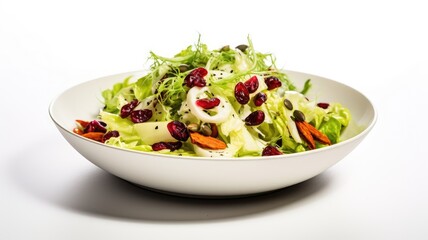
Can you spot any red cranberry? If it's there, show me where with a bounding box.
[102,130,120,143]
[264,76,282,90]
[188,75,207,87]
[235,82,250,104]
[152,141,183,151]
[253,92,267,106]
[120,99,139,118]
[84,120,107,133]
[244,76,259,93]
[130,109,153,123]
[245,110,265,126]
[262,145,283,156]
[167,121,190,141]
[317,102,330,109]
[184,67,208,88]
[196,97,220,109]
[191,67,208,77]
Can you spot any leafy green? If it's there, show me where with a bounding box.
[149,35,210,70]
[99,111,140,142]
[300,79,312,95]
[102,76,134,113]
[319,117,342,144]
[134,74,153,101]
[93,36,352,157]
[328,103,351,127]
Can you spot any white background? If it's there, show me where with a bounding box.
[1,0,427,239]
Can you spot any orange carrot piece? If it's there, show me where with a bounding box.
[190,132,227,150]
[81,132,104,142]
[73,128,84,135]
[296,121,315,149]
[75,119,89,128]
[303,121,331,145]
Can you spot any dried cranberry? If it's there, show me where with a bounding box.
[184,67,208,88]
[187,75,207,87]
[191,67,208,77]
[244,76,259,93]
[168,142,182,151]
[253,92,267,106]
[120,99,139,118]
[102,130,120,143]
[152,141,183,151]
[235,82,250,104]
[262,145,283,156]
[264,76,282,90]
[317,102,330,109]
[130,109,153,123]
[84,120,107,133]
[196,97,220,109]
[167,121,190,141]
[245,110,265,126]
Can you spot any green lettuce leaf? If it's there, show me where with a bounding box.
[134,74,153,101]
[102,76,134,113]
[99,111,140,142]
[328,103,351,127]
[319,117,342,144]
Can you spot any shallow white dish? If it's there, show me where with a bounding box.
[49,70,376,197]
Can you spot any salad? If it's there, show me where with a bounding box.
[73,37,351,157]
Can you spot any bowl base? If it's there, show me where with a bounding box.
[128,180,277,199]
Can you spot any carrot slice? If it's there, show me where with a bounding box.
[302,121,331,145]
[75,119,90,128]
[190,132,227,150]
[81,132,104,142]
[73,128,84,135]
[296,121,315,149]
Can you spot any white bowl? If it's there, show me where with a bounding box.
[49,70,376,197]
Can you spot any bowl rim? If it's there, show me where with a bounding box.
[49,69,377,162]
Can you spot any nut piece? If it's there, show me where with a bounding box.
[187,123,200,132]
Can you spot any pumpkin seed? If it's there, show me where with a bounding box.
[293,110,305,122]
[220,45,230,52]
[200,124,212,136]
[178,64,190,73]
[236,44,248,52]
[284,99,293,110]
[187,123,199,132]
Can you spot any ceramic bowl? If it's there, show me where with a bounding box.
[49,70,376,197]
